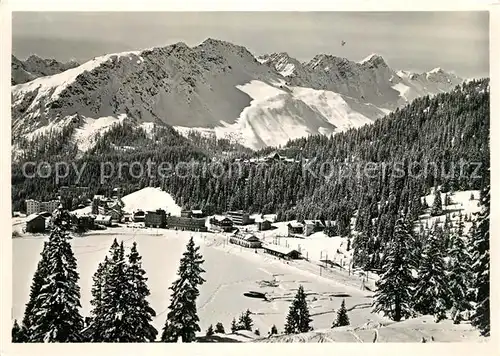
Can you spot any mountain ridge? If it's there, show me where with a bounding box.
[11,38,463,152]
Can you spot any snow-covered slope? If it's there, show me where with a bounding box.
[260,52,462,111]
[121,187,182,216]
[255,316,482,342]
[11,38,462,152]
[11,54,79,85]
[175,80,374,149]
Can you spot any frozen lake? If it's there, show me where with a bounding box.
[12,227,381,337]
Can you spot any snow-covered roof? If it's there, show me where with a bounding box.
[232,233,260,242]
[94,215,112,222]
[262,243,300,256]
[192,209,203,214]
[303,220,324,226]
[288,222,304,228]
[26,213,44,223]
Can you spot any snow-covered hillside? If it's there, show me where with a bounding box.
[260,52,463,111]
[255,316,481,342]
[11,54,79,85]
[11,38,462,152]
[121,187,182,216]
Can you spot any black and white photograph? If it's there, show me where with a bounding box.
[5,4,493,346]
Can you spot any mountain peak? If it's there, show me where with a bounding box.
[428,67,444,74]
[359,53,388,68]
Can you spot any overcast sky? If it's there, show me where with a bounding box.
[12,11,489,78]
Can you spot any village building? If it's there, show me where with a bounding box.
[166,215,207,232]
[287,222,304,236]
[302,220,325,236]
[191,209,204,218]
[181,209,205,219]
[210,216,234,232]
[95,215,112,227]
[226,210,252,225]
[133,210,146,222]
[255,215,273,231]
[145,209,167,228]
[106,207,123,222]
[262,244,301,260]
[73,215,96,231]
[25,213,46,233]
[111,187,123,199]
[229,232,262,248]
[25,199,61,215]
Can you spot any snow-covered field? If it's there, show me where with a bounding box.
[11,190,483,341]
[12,227,381,337]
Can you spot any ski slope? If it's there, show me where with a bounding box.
[175,80,374,150]
[121,187,182,216]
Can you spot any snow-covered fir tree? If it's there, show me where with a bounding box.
[284,285,312,334]
[447,231,471,322]
[12,320,26,342]
[430,188,443,216]
[87,256,109,341]
[20,241,49,341]
[413,224,450,321]
[161,237,205,342]
[372,218,416,322]
[206,325,214,336]
[332,299,350,327]
[470,185,490,336]
[28,208,84,342]
[123,242,158,341]
[97,240,132,342]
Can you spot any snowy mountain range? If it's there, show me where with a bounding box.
[11,55,79,85]
[11,38,463,151]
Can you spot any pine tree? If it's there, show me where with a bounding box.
[92,198,100,215]
[161,237,205,342]
[470,185,490,336]
[430,188,443,216]
[284,285,312,334]
[270,324,278,335]
[88,256,109,341]
[98,240,131,342]
[206,325,214,336]
[447,232,471,321]
[413,225,449,321]
[332,299,350,327]
[238,309,253,331]
[230,318,238,333]
[123,242,158,341]
[160,320,176,342]
[372,218,416,322]
[21,241,49,341]
[28,208,84,342]
[215,322,225,334]
[12,320,26,342]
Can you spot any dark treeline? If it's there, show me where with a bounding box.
[12,79,489,220]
